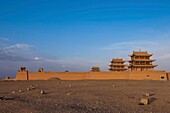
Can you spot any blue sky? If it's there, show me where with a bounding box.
[0,0,170,77]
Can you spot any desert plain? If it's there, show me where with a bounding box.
[0,79,170,113]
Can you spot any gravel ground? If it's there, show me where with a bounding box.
[0,79,170,113]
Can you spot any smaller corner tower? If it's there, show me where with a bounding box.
[91,67,100,72]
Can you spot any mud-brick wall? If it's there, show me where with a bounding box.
[129,71,167,80]
[16,71,28,80]
[15,70,168,81]
[28,72,87,80]
[28,72,130,80]
[86,72,129,80]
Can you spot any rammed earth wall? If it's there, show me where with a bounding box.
[16,70,168,81]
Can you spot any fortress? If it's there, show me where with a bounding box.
[15,51,170,81]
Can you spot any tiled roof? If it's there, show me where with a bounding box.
[111,58,125,62]
[129,51,152,56]
[133,51,148,55]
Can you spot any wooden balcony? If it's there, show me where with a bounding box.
[128,64,157,67]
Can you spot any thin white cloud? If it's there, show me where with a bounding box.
[34,56,41,60]
[0,42,98,77]
[4,43,34,50]
[0,37,10,41]
[0,43,37,62]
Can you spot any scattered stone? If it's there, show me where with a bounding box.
[12,91,16,94]
[30,87,35,89]
[18,90,22,93]
[144,92,155,97]
[27,88,30,91]
[145,93,150,97]
[40,90,46,94]
[67,93,71,96]
[150,92,155,96]
[0,96,3,100]
[30,85,35,89]
[139,98,149,105]
[69,85,72,88]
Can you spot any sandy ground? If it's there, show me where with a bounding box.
[0,79,170,113]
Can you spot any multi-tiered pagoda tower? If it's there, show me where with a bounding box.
[109,58,127,72]
[128,51,157,71]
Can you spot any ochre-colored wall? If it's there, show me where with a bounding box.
[128,71,167,80]
[16,71,28,80]
[15,70,168,81]
[86,72,129,80]
[28,72,87,80]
